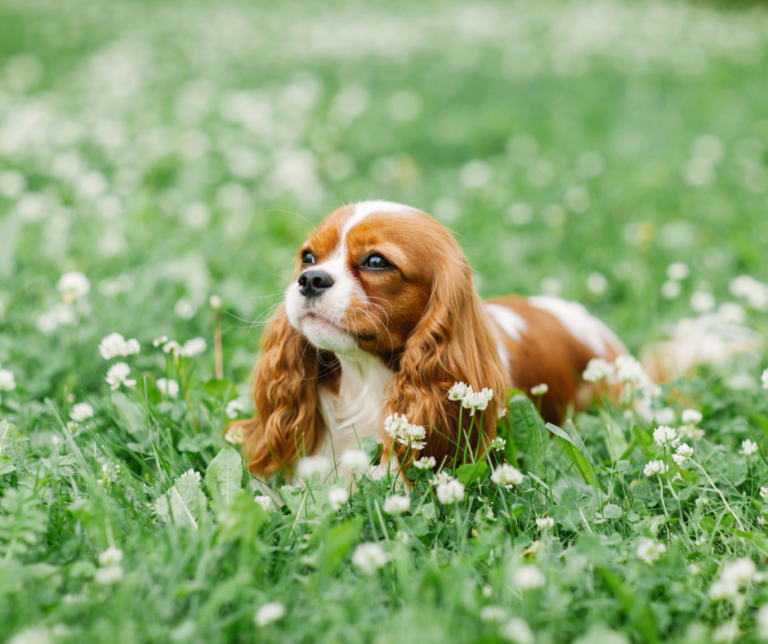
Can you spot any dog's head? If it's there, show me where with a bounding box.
[239,201,509,475]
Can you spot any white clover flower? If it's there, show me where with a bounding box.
[709,579,739,601]
[583,358,615,382]
[436,479,465,504]
[666,262,690,281]
[296,456,330,481]
[413,456,437,470]
[614,354,645,384]
[489,437,506,452]
[721,558,758,588]
[691,291,716,313]
[448,382,493,415]
[653,425,677,446]
[513,566,545,590]
[530,383,548,396]
[0,368,17,391]
[225,399,245,419]
[384,413,411,439]
[432,471,454,486]
[501,617,535,644]
[156,378,179,398]
[535,517,555,530]
[497,405,508,419]
[741,439,759,456]
[480,606,508,623]
[209,295,222,309]
[383,413,426,450]
[57,271,90,302]
[341,449,371,473]
[448,382,470,401]
[254,602,284,627]
[462,388,494,416]
[153,336,168,347]
[182,337,207,357]
[730,275,768,310]
[681,409,702,425]
[254,496,273,512]
[98,332,140,360]
[352,542,388,574]
[762,368,768,390]
[105,362,136,390]
[36,303,78,333]
[403,423,427,450]
[661,280,682,300]
[327,487,349,511]
[70,402,94,422]
[94,565,123,585]
[644,460,668,477]
[224,424,245,445]
[383,495,410,515]
[672,443,694,467]
[757,604,768,640]
[695,496,709,506]
[163,340,182,355]
[491,464,524,489]
[637,538,666,564]
[180,469,202,482]
[7,627,52,644]
[712,622,741,643]
[655,408,676,425]
[761,487,768,500]
[98,547,123,566]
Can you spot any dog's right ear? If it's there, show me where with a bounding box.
[227,305,325,476]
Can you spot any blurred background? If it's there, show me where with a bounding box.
[1,0,767,401]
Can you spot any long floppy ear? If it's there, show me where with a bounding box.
[227,305,326,476]
[384,255,509,469]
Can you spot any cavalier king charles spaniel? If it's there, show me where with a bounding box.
[228,200,651,479]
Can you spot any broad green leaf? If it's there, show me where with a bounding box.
[205,446,244,512]
[603,504,623,519]
[360,436,382,466]
[0,421,26,469]
[178,433,215,453]
[318,517,364,575]
[546,423,598,488]
[455,461,488,487]
[596,565,658,644]
[508,393,546,477]
[156,472,208,529]
[203,378,233,400]
[112,392,147,436]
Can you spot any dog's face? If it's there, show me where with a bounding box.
[285,201,446,359]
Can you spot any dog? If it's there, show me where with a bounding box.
[228,200,760,479]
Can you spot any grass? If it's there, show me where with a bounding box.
[2,0,768,642]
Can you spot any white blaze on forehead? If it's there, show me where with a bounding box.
[528,295,622,356]
[337,200,415,249]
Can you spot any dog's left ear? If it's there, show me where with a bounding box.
[383,251,508,469]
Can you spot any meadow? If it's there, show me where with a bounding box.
[2,0,768,642]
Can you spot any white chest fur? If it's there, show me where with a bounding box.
[314,352,393,476]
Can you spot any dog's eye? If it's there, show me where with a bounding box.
[301,250,315,264]
[362,253,393,270]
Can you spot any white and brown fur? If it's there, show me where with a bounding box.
[228,201,759,479]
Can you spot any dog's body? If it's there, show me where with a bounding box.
[231,200,642,479]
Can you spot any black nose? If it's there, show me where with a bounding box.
[298,270,334,298]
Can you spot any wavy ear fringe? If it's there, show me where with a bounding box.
[237,306,326,477]
[384,256,509,470]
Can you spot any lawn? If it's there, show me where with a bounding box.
[2,0,768,642]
